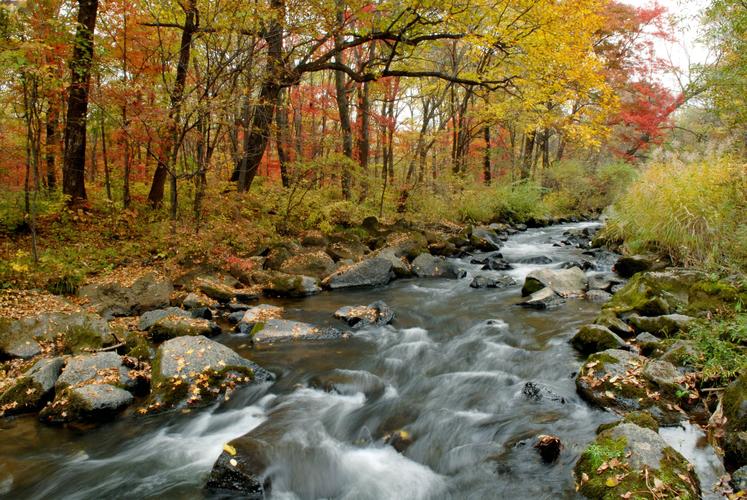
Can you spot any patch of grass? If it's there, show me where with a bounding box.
[679,313,747,384]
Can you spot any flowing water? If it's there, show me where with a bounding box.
[0,222,725,499]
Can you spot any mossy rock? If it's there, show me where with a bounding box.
[594,310,635,337]
[148,315,220,342]
[263,272,321,298]
[571,325,627,355]
[123,331,153,361]
[574,423,700,499]
[0,357,64,415]
[39,383,133,424]
[724,372,747,433]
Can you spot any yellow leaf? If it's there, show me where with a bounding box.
[223,443,237,456]
[605,477,619,487]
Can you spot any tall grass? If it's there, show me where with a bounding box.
[603,157,747,270]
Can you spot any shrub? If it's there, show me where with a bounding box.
[603,157,747,271]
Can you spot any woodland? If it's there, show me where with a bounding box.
[0,0,746,498]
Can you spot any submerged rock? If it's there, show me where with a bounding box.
[521,267,587,297]
[334,301,394,328]
[78,272,173,318]
[517,255,553,265]
[250,319,345,344]
[574,423,700,499]
[309,369,386,399]
[148,336,272,411]
[570,325,627,355]
[0,357,64,415]
[205,434,271,499]
[322,258,394,289]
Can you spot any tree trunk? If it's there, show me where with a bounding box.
[334,0,353,200]
[233,0,284,192]
[276,88,290,188]
[100,111,112,201]
[520,130,535,179]
[45,101,58,191]
[483,125,491,185]
[147,0,196,208]
[62,0,99,205]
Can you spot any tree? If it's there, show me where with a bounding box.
[62,0,99,204]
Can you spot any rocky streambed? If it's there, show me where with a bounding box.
[0,220,744,499]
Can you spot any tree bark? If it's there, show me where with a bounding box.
[62,0,99,205]
[147,0,196,208]
[334,0,353,199]
[520,130,535,179]
[276,88,290,188]
[483,125,491,185]
[45,101,58,190]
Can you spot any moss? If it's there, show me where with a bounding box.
[723,373,747,432]
[623,411,659,431]
[589,351,621,369]
[61,324,104,354]
[0,377,45,414]
[124,331,152,361]
[249,321,266,338]
[576,436,699,499]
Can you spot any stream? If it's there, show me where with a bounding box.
[0,222,726,499]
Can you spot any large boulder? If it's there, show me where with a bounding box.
[0,357,64,415]
[322,258,393,289]
[518,287,565,309]
[374,248,414,278]
[40,383,134,424]
[79,272,173,318]
[0,311,114,358]
[627,313,696,338]
[334,301,394,328]
[411,253,465,279]
[382,231,429,259]
[614,254,669,278]
[279,251,336,279]
[574,423,700,499]
[249,319,345,344]
[262,273,321,297]
[325,240,369,262]
[570,325,627,355]
[195,277,257,303]
[147,336,273,411]
[723,373,747,468]
[594,311,634,337]
[521,267,587,297]
[576,349,686,424]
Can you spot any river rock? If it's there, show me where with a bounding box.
[570,325,627,355]
[634,332,661,356]
[148,336,273,411]
[585,290,613,303]
[521,267,587,297]
[40,383,134,424]
[411,254,465,279]
[574,423,700,499]
[182,292,218,310]
[238,305,284,330]
[660,340,699,367]
[576,349,685,424]
[374,247,414,278]
[78,272,173,318]
[334,301,394,328]
[733,465,747,492]
[588,273,624,292]
[205,434,271,498]
[522,381,566,404]
[383,231,429,259]
[469,275,515,289]
[56,352,142,392]
[481,254,512,271]
[263,273,321,297]
[250,319,345,344]
[138,307,192,331]
[326,240,369,262]
[594,311,634,337]
[309,369,386,398]
[195,277,256,303]
[323,257,393,289]
[519,287,565,309]
[469,227,502,251]
[614,254,669,278]
[0,311,114,358]
[627,313,696,337]
[723,372,747,468]
[279,251,336,279]
[0,357,64,415]
[300,230,329,248]
[149,315,220,342]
